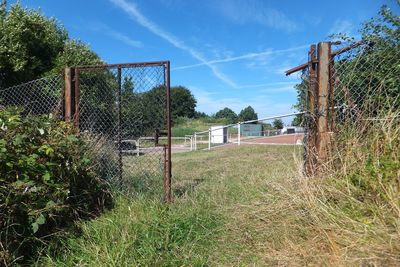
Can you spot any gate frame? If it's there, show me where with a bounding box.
[64,61,172,202]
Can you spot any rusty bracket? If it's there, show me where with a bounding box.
[285,41,364,76]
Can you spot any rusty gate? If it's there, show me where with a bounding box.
[64,61,172,202]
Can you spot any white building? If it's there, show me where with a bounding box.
[210,126,228,144]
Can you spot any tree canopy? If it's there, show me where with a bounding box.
[171,86,197,119]
[272,119,284,129]
[215,107,238,123]
[238,106,258,122]
[293,4,400,120]
[0,1,101,88]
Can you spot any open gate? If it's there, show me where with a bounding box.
[64,61,172,202]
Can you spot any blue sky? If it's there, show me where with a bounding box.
[9,0,399,118]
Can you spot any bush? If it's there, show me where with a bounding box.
[0,107,112,265]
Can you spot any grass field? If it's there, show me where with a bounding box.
[36,142,399,266]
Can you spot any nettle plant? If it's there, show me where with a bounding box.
[0,107,112,264]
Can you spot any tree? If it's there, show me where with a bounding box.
[194,111,208,119]
[273,119,284,129]
[215,107,238,123]
[170,86,197,119]
[293,5,400,121]
[49,40,103,74]
[239,106,258,122]
[0,3,67,87]
[0,3,102,88]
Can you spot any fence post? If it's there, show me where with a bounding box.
[208,128,211,150]
[64,67,75,123]
[315,42,332,166]
[190,136,193,151]
[165,61,172,203]
[305,45,317,175]
[238,123,241,146]
[194,133,197,151]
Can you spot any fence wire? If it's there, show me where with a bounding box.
[331,41,400,124]
[77,63,169,197]
[0,63,171,199]
[0,75,63,116]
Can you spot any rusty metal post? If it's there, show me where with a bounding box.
[117,67,123,185]
[316,42,332,165]
[73,68,80,129]
[64,67,74,122]
[164,61,172,202]
[305,45,317,175]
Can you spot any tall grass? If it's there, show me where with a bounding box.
[32,108,399,265]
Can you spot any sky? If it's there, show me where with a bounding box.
[8,0,399,119]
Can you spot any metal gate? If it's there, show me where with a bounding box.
[64,61,172,202]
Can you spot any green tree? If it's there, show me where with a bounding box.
[0,2,102,88]
[239,106,258,122]
[194,111,209,118]
[293,5,400,121]
[171,86,197,119]
[0,3,67,87]
[337,5,400,111]
[49,40,103,74]
[273,119,284,129]
[215,107,238,123]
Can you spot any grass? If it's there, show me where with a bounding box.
[35,145,301,266]
[35,123,400,266]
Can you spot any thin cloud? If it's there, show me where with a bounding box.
[173,45,308,70]
[88,22,143,48]
[216,0,299,32]
[238,81,298,89]
[109,0,238,88]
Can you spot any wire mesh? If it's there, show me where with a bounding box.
[0,75,63,116]
[331,41,400,124]
[77,63,169,196]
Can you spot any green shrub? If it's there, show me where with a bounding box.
[0,107,112,265]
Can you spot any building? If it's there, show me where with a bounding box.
[280,126,305,134]
[240,124,263,137]
[211,126,228,144]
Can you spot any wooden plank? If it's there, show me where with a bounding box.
[64,68,72,122]
[316,42,331,163]
[306,45,317,175]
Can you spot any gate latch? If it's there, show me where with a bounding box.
[154,128,168,146]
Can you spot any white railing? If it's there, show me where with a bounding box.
[192,111,307,151]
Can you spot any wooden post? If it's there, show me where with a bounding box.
[316,42,331,165]
[64,67,75,123]
[305,45,317,175]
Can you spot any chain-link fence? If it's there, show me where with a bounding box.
[0,62,172,201]
[287,39,400,174]
[331,41,400,124]
[0,75,63,116]
[75,62,171,200]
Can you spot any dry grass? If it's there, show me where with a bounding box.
[35,112,399,265]
[211,112,399,266]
